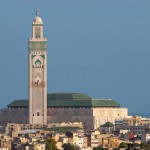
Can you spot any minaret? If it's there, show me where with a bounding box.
[29,10,47,124]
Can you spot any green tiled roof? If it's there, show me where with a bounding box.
[7,100,29,108]
[102,121,114,127]
[47,99,120,107]
[7,93,121,108]
[47,93,91,100]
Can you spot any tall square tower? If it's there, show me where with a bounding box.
[29,11,47,124]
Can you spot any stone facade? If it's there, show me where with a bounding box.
[47,107,128,130]
[29,10,47,125]
[0,109,29,126]
[0,107,127,130]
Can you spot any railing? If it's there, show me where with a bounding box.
[28,38,47,41]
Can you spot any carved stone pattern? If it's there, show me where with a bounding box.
[29,41,46,51]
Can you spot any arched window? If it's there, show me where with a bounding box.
[35,27,41,39]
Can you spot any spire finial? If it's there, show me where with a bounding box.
[36,9,39,16]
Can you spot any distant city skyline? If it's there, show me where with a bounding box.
[0,0,150,114]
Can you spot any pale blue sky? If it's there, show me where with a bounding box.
[0,0,150,114]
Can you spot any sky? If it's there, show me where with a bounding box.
[0,0,150,115]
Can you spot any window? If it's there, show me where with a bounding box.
[37,112,40,116]
[35,27,41,39]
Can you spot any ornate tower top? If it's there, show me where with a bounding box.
[33,10,43,24]
[30,10,46,40]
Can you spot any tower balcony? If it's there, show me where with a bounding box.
[29,38,47,41]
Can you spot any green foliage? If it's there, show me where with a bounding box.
[118,142,128,148]
[62,143,81,150]
[46,139,58,150]
[141,142,150,150]
[46,126,82,133]
[74,145,81,150]
[119,142,149,149]
[134,142,140,147]
[92,147,102,150]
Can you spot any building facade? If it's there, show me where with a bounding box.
[0,93,128,130]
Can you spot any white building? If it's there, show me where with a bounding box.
[77,136,84,148]
[90,132,99,148]
[141,133,150,142]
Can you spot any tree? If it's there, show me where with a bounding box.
[74,145,81,150]
[92,147,102,150]
[46,139,58,150]
[134,142,140,147]
[62,143,75,150]
[141,142,150,150]
[62,143,80,150]
[118,142,128,148]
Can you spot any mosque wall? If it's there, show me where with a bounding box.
[0,108,29,126]
[92,107,128,129]
[0,107,127,130]
[46,107,128,130]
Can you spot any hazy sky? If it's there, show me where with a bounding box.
[0,0,150,115]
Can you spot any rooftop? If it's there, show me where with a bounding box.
[7,93,121,108]
[101,121,114,127]
[19,129,39,134]
[47,93,91,100]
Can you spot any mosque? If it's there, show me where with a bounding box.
[0,11,128,130]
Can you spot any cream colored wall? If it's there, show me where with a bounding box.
[0,107,128,130]
[93,107,128,129]
[47,107,94,130]
[47,107,128,130]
